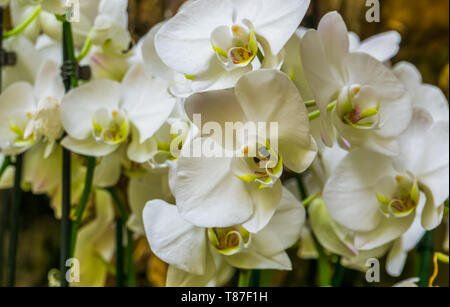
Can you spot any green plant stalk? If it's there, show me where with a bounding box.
[76,31,93,62]
[115,217,124,287]
[331,256,344,287]
[69,156,97,258]
[3,6,41,39]
[418,231,434,287]
[125,229,136,287]
[238,270,251,287]
[312,234,332,287]
[60,18,80,287]
[249,270,261,287]
[7,154,23,286]
[302,192,320,207]
[107,187,136,287]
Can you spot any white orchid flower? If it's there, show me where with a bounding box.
[393,61,449,123]
[154,0,310,92]
[60,63,178,159]
[0,59,65,157]
[282,28,401,105]
[10,0,131,51]
[348,31,401,63]
[173,69,316,232]
[323,109,449,250]
[143,187,305,286]
[300,11,412,155]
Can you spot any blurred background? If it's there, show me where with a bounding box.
[0,0,448,287]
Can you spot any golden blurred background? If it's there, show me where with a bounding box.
[0,0,448,287]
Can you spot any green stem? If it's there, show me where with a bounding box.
[302,192,320,207]
[115,217,124,287]
[106,187,136,287]
[3,6,41,39]
[125,230,136,287]
[331,256,344,287]
[0,156,11,180]
[60,18,79,287]
[249,270,261,287]
[308,101,337,121]
[418,231,434,287]
[76,31,93,62]
[7,154,23,286]
[69,156,96,258]
[238,270,251,287]
[312,234,332,287]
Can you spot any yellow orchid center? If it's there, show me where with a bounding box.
[336,85,381,129]
[92,108,130,145]
[208,226,251,256]
[236,140,283,189]
[211,19,259,71]
[376,173,420,218]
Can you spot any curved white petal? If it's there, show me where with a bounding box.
[93,151,121,188]
[174,138,253,228]
[251,187,305,254]
[155,0,234,75]
[166,247,216,287]
[309,198,359,259]
[225,250,292,271]
[354,31,401,62]
[247,0,310,56]
[61,136,119,157]
[34,59,65,102]
[143,199,207,275]
[243,180,283,233]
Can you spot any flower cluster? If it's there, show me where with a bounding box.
[0,0,448,287]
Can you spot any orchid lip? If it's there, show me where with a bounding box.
[375,172,420,218]
[235,140,283,189]
[208,226,251,256]
[92,108,130,145]
[210,19,259,71]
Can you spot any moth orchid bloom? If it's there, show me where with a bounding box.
[348,31,401,63]
[175,69,316,232]
[323,109,449,250]
[154,0,310,92]
[0,60,65,157]
[301,12,412,155]
[143,187,305,286]
[282,28,401,103]
[60,63,178,160]
[11,0,131,51]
